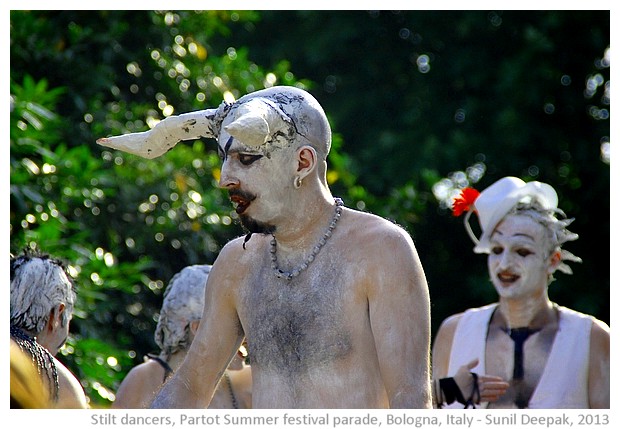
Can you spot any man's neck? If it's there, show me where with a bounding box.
[271,193,337,250]
[496,298,555,329]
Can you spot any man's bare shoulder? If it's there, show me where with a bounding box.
[218,234,270,260]
[113,360,164,408]
[123,359,165,381]
[209,234,271,289]
[344,209,427,297]
[437,312,466,336]
[54,356,88,408]
[345,208,413,245]
[591,316,610,335]
[589,317,610,349]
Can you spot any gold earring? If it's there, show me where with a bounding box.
[294,176,302,189]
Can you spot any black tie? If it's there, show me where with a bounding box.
[506,327,540,380]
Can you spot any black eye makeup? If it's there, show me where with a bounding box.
[517,248,534,257]
[238,154,263,166]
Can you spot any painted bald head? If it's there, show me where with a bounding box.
[219,86,332,160]
[97,85,331,164]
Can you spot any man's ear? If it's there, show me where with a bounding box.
[296,145,317,179]
[548,250,562,274]
[189,319,201,335]
[48,304,65,331]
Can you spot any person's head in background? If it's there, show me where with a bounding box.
[154,264,211,362]
[10,247,76,355]
[10,246,87,408]
[456,176,581,298]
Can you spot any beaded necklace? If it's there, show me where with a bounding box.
[10,325,59,402]
[223,372,239,409]
[269,198,344,280]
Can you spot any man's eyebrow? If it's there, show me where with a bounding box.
[224,136,234,153]
[493,230,536,242]
[219,136,234,160]
[512,232,536,241]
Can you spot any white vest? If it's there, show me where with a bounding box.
[446,303,591,408]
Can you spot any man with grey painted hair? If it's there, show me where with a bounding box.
[113,265,252,408]
[10,248,88,408]
[98,86,432,408]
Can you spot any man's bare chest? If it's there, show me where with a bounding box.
[485,326,558,408]
[238,268,357,374]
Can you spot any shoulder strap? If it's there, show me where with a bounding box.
[146,354,174,382]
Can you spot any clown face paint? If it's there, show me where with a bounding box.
[487,213,553,300]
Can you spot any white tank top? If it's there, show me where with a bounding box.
[446,303,591,408]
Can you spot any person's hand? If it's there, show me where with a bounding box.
[454,358,509,404]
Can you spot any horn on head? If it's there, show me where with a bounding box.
[96,102,230,159]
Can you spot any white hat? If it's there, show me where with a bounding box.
[462,176,558,253]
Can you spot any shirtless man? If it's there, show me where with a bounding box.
[97,86,432,408]
[113,264,252,409]
[10,248,88,408]
[432,176,609,408]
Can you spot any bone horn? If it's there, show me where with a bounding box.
[96,106,225,159]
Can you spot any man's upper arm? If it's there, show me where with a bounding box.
[368,224,431,408]
[588,319,610,408]
[431,314,461,379]
[154,242,245,407]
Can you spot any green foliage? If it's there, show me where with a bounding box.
[10,10,609,408]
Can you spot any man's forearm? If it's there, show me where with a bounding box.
[150,375,209,409]
[389,381,433,409]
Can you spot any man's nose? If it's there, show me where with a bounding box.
[218,161,239,189]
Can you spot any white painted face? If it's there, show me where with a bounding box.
[487,213,553,300]
[217,112,299,231]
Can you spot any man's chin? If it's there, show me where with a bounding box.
[239,215,275,235]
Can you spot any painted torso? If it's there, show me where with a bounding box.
[231,224,389,408]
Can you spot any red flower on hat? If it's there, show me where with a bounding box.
[452,187,480,217]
